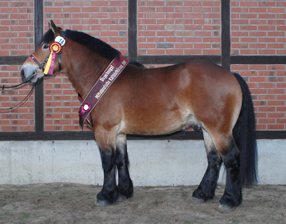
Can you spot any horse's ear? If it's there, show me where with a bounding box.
[49,20,58,34]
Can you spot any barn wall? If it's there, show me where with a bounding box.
[0,0,285,132]
[0,139,285,185]
[0,1,285,186]
[0,0,35,131]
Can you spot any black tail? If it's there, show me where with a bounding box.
[232,73,258,186]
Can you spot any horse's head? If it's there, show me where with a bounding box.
[20,20,64,83]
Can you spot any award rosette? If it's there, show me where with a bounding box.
[44,42,62,75]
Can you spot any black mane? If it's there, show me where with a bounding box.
[65,29,120,61]
[41,29,55,45]
[41,29,120,61]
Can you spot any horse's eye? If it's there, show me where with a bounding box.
[42,44,49,49]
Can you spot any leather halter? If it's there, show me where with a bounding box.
[29,31,65,74]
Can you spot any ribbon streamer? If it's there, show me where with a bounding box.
[44,42,62,76]
[48,51,57,75]
[44,51,53,75]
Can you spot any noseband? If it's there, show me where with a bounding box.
[29,31,66,75]
[29,54,49,71]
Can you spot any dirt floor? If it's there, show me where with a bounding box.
[0,183,285,224]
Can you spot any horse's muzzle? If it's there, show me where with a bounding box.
[20,64,38,83]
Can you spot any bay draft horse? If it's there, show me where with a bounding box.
[21,21,257,211]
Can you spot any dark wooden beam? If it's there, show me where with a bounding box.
[34,0,44,132]
[231,56,286,65]
[128,0,137,61]
[221,0,231,71]
[0,131,285,141]
[0,56,27,65]
[0,131,94,141]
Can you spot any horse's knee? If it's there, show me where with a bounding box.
[99,149,116,171]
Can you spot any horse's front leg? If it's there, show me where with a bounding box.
[96,147,118,205]
[116,134,133,200]
[94,130,118,206]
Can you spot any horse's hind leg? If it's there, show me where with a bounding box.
[115,134,133,200]
[206,131,242,211]
[219,137,242,211]
[192,129,222,203]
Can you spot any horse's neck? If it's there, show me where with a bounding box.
[63,42,110,99]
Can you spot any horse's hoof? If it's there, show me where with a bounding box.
[94,199,111,207]
[191,197,205,205]
[218,203,236,212]
[116,195,127,203]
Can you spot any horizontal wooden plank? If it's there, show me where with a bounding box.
[1,55,285,66]
[127,131,203,140]
[231,56,286,65]
[256,131,286,140]
[0,131,94,141]
[0,56,28,65]
[0,131,285,141]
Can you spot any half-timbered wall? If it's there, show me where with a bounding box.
[0,0,285,140]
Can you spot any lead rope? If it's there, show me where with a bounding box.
[1,76,34,90]
[0,74,36,112]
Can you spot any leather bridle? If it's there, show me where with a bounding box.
[0,31,66,112]
[29,31,66,75]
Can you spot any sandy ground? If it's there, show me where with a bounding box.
[0,183,285,224]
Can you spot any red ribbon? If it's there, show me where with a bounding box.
[48,51,57,75]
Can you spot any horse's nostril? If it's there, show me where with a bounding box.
[20,69,26,82]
